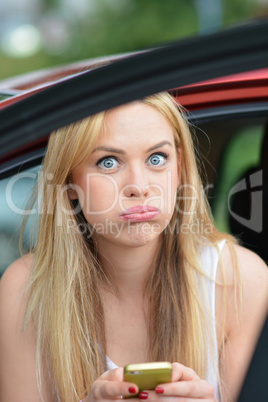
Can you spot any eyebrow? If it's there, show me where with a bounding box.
[92,141,173,154]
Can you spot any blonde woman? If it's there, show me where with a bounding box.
[0,93,267,402]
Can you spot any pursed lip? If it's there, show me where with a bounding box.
[119,205,160,222]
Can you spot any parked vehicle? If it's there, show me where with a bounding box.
[0,19,267,401]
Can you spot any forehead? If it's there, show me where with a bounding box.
[99,102,175,146]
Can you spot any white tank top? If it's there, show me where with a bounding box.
[56,240,225,402]
[106,239,226,401]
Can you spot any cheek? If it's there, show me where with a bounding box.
[156,169,179,210]
[78,175,119,215]
[166,181,178,216]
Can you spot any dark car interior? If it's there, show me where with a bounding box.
[229,122,268,262]
[195,116,268,262]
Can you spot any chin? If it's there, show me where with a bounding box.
[94,221,164,248]
[123,222,163,246]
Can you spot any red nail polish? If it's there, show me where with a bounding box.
[139,391,149,400]
[155,387,164,394]
[128,387,137,394]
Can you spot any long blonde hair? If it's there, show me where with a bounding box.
[23,92,237,401]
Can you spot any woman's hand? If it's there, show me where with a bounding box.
[84,367,139,402]
[83,363,216,402]
[137,363,217,402]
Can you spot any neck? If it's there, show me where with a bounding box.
[96,237,161,299]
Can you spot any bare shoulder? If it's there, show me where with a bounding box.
[0,254,34,328]
[0,254,53,400]
[0,253,34,293]
[221,243,268,299]
[222,242,267,271]
[0,253,34,325]
[218,243,267,329]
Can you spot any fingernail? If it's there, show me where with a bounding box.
[155,387,164,394]
[139,392,149,400]
[128,387,137,394]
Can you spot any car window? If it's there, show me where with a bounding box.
[0,94,12,101]
[0,166,40,276]
[0,90,20,101]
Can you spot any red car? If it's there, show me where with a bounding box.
[0,20,267,400]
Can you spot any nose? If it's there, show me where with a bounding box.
[122,166,150,198]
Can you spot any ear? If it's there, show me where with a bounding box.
[67,182,78,200]
[176,148,182,188]
[68,187,78,200]
[66,173,79,200]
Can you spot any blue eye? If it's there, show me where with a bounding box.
[97,157,119,170]
[148,153,168,166]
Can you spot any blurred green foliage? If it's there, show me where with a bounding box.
[0,0,267,80]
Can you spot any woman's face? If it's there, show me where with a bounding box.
[70,101,180,248]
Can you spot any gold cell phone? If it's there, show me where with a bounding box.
[124,362,172,397]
